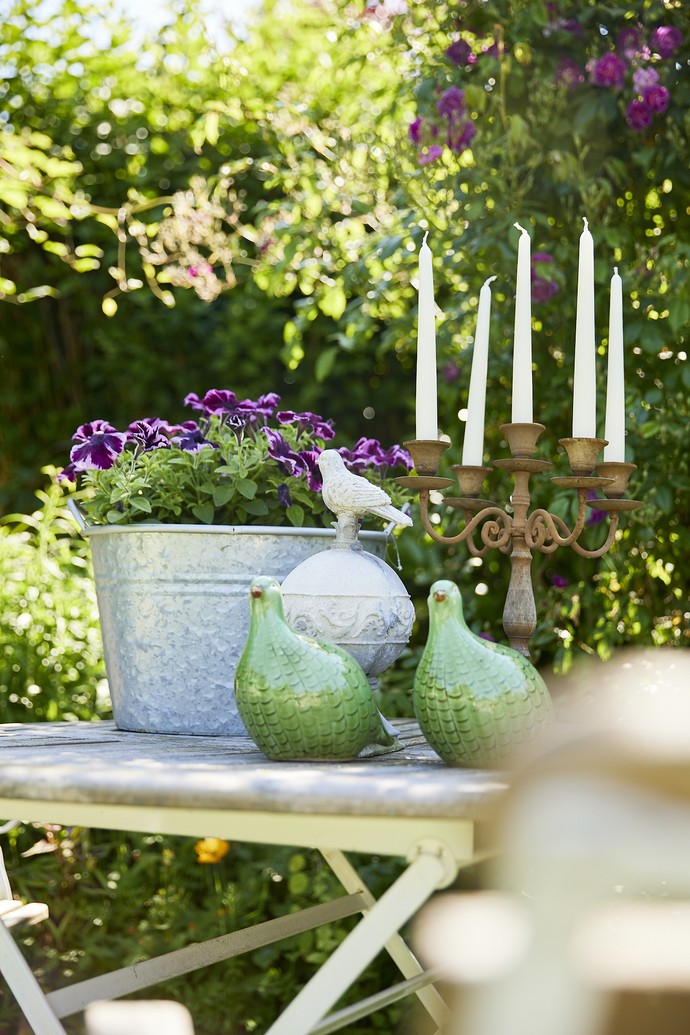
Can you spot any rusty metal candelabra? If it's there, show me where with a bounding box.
[398,423,641,658]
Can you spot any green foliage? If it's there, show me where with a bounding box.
[0,471,107,722]
[2,824,409,1034]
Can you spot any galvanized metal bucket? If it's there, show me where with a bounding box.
[76,519,387,736]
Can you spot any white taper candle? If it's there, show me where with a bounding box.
[572,216,597,438]
[462,276,496,466]
[415,231,438,440]
[512,223,533,423]
[603,266,625,461]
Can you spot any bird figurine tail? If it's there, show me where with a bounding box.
[414,580,554,768]
[235,576,401,761]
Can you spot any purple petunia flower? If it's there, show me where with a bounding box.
[298,449,323,491]
[626,98,653,130]
[69,422,127,471]
[643,83,670,113]
[174,429,216,452]
[57,463,79,483]
[262,427,305,477]
[445,39,474,66]
[276,410,336,440]
[350,437,388,468]
[183,392,205,412]
[238,393,281,421]
[479,631,496,642]
[632,66,659,93]
[277,483,292,508]
[554,58,585,88]
[382,443,413,470]
[442,361,460,383]
[650,25,682,59]
[586,491,607,526]
[199,389,240,415]
[408,117,423,144]
[437,86,465,119]
[591,52,627,89]
[127,418,171,452]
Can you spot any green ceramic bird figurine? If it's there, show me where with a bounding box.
[235,576,401,761]
[414,580,554,769]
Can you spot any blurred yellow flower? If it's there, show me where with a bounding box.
[194,837,230,864]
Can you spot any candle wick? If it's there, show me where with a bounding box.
[582,216,589,230]
[422,230,429,247]
[513,222,528,236]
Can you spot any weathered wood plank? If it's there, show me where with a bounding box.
[0,720,508,820]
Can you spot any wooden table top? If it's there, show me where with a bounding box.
[0,720,508,822]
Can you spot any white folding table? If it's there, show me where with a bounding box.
[0,719,507,1034]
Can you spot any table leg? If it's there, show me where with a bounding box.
[320,848,450,1030]
[0,919,67,1035]
[265,840,457,1035]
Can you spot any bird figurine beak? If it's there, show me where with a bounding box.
[434,590,447,603]
[251,586,264,599]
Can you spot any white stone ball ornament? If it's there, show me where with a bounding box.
[282,449,415,685]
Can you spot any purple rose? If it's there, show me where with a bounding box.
[586,492,607,526]
[408,117,423,144]
[643,83,670,113]
[650,26,682,59]
[437,86,465,119]
[626,98,653,130]
[531,276,560,304]
[447,118,476,153]
[554,58,584,88]
[445,40,474,66]
[616,26,643,60]
[591,52,627,89]
[418,145,444,165]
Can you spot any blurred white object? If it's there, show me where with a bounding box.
[414,648,690,1035]
[85,999,195,1035]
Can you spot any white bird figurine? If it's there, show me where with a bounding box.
[317,449,413,530]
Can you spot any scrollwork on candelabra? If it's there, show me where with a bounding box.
[398,423,641,658]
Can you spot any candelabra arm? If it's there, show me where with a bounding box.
[569,510,620,558]
[418,491,512,549]
[526,489,589,550]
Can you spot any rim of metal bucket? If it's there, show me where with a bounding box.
[66,498,387,541]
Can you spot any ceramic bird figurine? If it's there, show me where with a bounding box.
[235,576,402,761]
[317,449,413,528]
[414,580,554,769]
